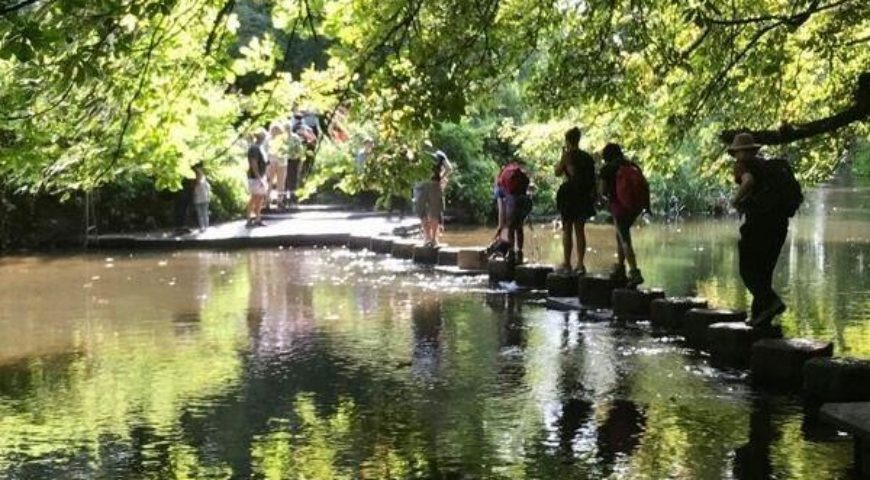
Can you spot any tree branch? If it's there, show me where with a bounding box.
[700,0,854,27]
[720,72,870,145]
[0,0,41,16]
[204,0,235,55]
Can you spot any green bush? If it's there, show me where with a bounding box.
[853,140,870,177]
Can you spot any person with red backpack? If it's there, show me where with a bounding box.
[599,143,648,288]
[497,159,533,265]
[729,132,803,328]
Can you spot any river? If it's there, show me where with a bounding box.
[0,179,867,479]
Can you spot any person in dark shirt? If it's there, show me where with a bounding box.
[245,129,269,228]
[729,133,788,327]
[599,143,643,287]
[555,127,596,274]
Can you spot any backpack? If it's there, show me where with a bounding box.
[613,162,650,218]
[752,158,804,218]
[498,163,530,195]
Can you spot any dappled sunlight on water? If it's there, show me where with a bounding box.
[0,182,866,478]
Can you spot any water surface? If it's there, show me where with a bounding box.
[0,181,867,479]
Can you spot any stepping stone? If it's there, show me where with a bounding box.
[707,322,783,367]
[650,297,708,331]
[391,239,417,260]
[546,297,583,312]
[751,338,833,388]
[457,248,487,270]
[348,235,373,250]
[585,309,615,322]
[370,237,395,254]
[579,275,618,308]
[804,357,870,402]
[819,402,870,477]
[434,266,487,277]
[515,264,554,290]
[546,271,579,297]
[682,309,747,349]
[488,257,515,283]
[612,288,666,321]
[437,247,459,266]
[413,245,439,265]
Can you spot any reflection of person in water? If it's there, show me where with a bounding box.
[596,399,645,471]
[555,316,594,462]
[411,298,442,381]
[733,395,774,479]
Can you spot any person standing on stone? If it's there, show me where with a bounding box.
[284,125,306,206]
[246,129,269,228]
[413,162,444,246]
[598,143,647,288]
[555,127,596,274]
[192,163,210,232]
[729,132,802,327]
[496,158,532,265]
[266,123,287,208]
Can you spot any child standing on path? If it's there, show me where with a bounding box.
[599,143,647,288]
[192,163,210,232]
[555,127,596,274]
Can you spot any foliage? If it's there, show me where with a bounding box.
[853,139,870,177]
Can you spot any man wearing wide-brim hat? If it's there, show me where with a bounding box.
[729,132,788,328]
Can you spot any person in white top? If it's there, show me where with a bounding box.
[192,163,210,232]
[266,123,286,207]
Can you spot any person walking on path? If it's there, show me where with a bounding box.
[266,123,288,208]
[246,129,269,228]
[555,127,596,274]
[599,143,647,288]
[497,159,532,265]
[284,125,306,206]
[729,132,803,327]
[192,163,210,232]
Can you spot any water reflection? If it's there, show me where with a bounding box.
[0,183,865,478]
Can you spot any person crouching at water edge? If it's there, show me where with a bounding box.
[414,163,445,247]
[598,143,648,288]
[496,158,533,265]
[729,133,803,328]
[246,129,269,228]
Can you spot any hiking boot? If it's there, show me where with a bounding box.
[575,265,587,276]
[627,269,644,289]
[609,264,628,283]
[748,297,786,328]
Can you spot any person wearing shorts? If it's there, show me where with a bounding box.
[246,129,269,228]
[555,127,596,274]
[413,165,444,246]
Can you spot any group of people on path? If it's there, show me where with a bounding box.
[482,127,799,329]
[245,114,318,228]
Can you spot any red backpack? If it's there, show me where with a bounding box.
[612,162,650,218]
[498,163,530,195]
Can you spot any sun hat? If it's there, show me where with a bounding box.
[727,133,762,154]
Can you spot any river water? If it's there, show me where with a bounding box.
[0,180,867,479]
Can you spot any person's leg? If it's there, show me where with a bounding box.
[739,222,766,318]
[195,203,207,231]
[754,219,789,322]
[276,164,288,204]
[575,221,587,273]
[286,158,300,203]
[561,219,574,270]
[614,217,626,270]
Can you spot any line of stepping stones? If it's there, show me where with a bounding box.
[348,233,870,474]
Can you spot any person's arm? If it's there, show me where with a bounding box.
[555,149,568,177]
[732,172,755,208]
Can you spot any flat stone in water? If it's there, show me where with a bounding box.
[579,275,618,308]
[820,402,870,476]
[650,297,708,331]
[488,258,515,283]
[514,264,554,290]
[751,338,833,388]
[437,247,459,266]
[391,239,417,260]
[348,235,373,250]
[413,245,439,265]
[433,266,487,277]
[546,271,579,297]
[370,237,395,254]
[805,357,870,402]
[546,297,583,312]
[707,322,783,368]
[612,288,666,321]
[457,248,487,270]
[682,308,747,348]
